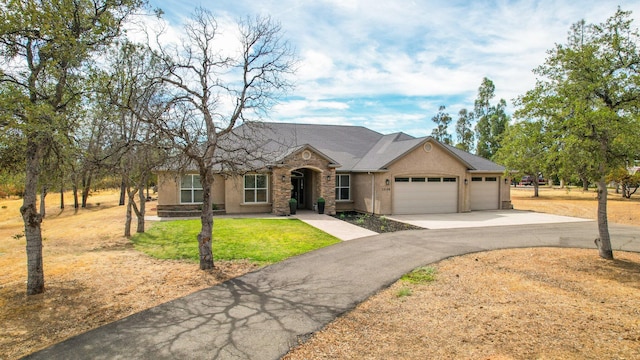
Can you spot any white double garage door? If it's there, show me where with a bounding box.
[393,176,499,214]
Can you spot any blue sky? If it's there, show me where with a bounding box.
[146,0,640,138]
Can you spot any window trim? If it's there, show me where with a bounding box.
[335,174,351,201]
[243,174,269,204]
[180,174,203,204]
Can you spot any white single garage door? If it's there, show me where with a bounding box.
[393,176,458,214]
[470,176,499,210]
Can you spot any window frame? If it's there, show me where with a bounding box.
[180,174,203,204]
[243,174,269,204]
[335,174,351,201]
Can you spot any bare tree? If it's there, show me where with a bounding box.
[150,8,295,270]
[105,43,170,236]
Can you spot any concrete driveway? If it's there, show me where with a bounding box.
[388,210,592,229]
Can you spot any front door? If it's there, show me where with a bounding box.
[291,177,304,208]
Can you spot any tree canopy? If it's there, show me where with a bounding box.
[494,120,549,197]
[454,108,475,152]
[0,0,144,295]
[474,77,510,159]
[515,8,640,259]
[430,105,452,144]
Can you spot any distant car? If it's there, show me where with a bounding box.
[520,175,546,186]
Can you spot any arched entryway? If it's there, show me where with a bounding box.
[270,146,336,215]
[290,168,320,211]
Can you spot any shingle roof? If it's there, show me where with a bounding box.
[442,143,505,172]
[231,122,504,173]
[351,133,423,171]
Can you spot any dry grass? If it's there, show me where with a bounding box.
[0,190,258,359]
[2,187,640,359]
[284,187,640,360]
[510,186,640,226]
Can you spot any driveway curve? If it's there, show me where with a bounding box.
[26,222,640,360]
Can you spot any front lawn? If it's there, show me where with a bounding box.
[132,218,341,264]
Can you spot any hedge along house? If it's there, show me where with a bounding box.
[155,122,512,217]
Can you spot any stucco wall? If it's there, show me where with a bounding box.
[350,173,387,214]
[156,172,178,206]
[386,141,470,214]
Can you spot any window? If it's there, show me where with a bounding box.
[443,177,457,182]
[335,174,350,201]
[244,174,268,203]
[181,174,203,203]
[486,177,497,182]
[395,177,410,182]
[427,177,441,182]
[471,177,483,182]
[411,177,426,182]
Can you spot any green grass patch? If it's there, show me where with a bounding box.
[131,218,341,264]
[396,286,413,298]
[401,266,437,284]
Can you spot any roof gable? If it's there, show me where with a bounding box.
[272,144,341,167]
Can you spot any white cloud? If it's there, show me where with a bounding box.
[146,0,640,134]
[274,99,350,116]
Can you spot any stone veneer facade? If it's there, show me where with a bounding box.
[271,148,336,216]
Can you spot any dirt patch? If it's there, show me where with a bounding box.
[333,212,422,233]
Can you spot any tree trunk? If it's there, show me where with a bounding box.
[21,139,45,295]
[136,181,146,233]
[81,171,92,208]
[72,183,79,209]
[622,183,630,199]
[124,186,136,238]
[60,182,64,209]
[581,176,589,191]
[595,179,613,260]
[123,172,136,237]
[533,181,539,197]
[39,185,47,219]
[198,171,214,270]
[119,177,126,206]
[559,179,565,189]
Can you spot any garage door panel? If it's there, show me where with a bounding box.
[470,180,499,210]
[393,178,457,214]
